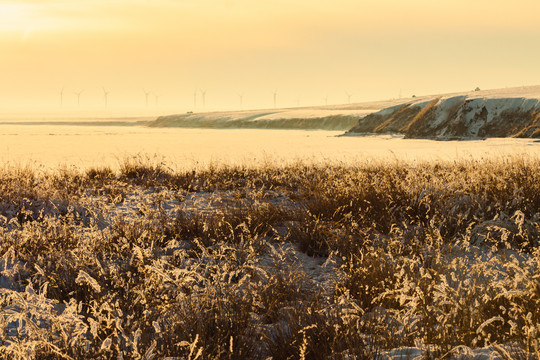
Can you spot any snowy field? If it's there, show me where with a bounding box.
[0,122,539,170]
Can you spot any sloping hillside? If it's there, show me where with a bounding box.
[148,97,429,131]
[148,108,373,131]
[346,86,540,139]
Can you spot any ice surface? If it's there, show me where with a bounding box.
[0,125,538,170]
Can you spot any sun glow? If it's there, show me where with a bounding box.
[0,3,68,35]
[0,2,120,35]
[0,0,539,115]
[0,3,32,31]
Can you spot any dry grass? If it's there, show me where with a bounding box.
[0,155,539,359]
[405,98,441,136]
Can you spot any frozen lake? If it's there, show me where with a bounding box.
[0,120,539,170]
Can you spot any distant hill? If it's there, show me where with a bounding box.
[148,108,373,131]
[345,86,540,139]
[149,86,540,137]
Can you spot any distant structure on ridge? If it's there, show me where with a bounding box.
[237,92,244,109]
[59,87,64,107]
[102,87,109,108]
[143,89,150,108]
[200,89,207,108]
[74,90,83,107]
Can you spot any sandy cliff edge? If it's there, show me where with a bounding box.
[345,86,540,140]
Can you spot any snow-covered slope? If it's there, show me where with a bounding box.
[149,97,431,131]
[346,86,540,139]
[148,108,375,130]
[148,86,540,137]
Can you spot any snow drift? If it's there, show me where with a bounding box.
[346,86,540,140]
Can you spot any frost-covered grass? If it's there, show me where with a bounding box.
[0,156,539,359]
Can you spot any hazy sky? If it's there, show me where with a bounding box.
[1,0,539,116]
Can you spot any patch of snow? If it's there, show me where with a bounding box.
[0,258,27,291]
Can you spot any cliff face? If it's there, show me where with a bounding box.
[346,95,540,140]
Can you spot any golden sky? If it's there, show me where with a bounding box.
[1,0,539,116]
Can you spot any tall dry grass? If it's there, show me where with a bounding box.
[0,155,538,359]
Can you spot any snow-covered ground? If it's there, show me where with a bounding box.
[147,96,429,131]
[149,108,373,130]
[2,184,531,359]
[0,125,538,170]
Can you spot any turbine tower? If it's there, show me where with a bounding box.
[74,90,84,107]
[323,95,328,106]
[193,90,197,108]
[200,89,206,108]
[102,87,109,108]
[143,89,150,108]
[59,87,64,107]
[237,92,244,109]
[273,89,277,108]
[345,91,352,104]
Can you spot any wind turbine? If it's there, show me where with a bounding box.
[59,87,64,107]
[74,90,84,107]
[237,92,244,109]
[273,89,277,108]
[323,95,328,106]
[102,87,109,108]
[200,89,206,108]
[345,91,352,104]
[143,89,150,108]
[193,90,197,108]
